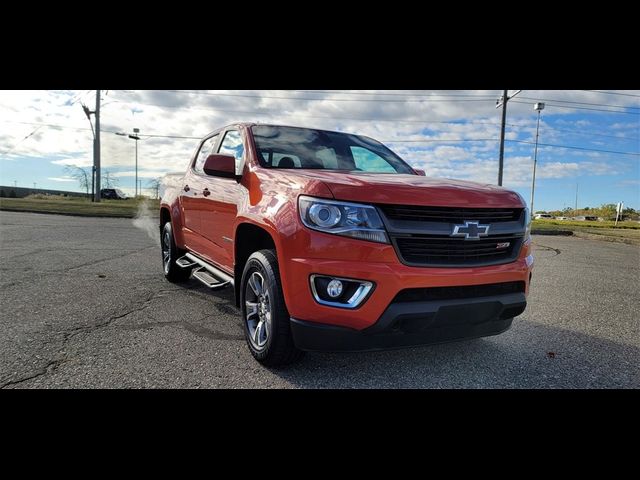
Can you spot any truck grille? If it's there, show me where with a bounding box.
[394,235,522,266]
[381,205,523,223]
[377,204,527,267]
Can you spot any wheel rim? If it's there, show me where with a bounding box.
[245,271,271,350]
[162,230,172,274]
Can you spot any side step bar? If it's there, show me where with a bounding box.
[192,267,231,290]
[176,253,234,290]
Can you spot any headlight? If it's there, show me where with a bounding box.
[298,196,389,244]
[524,207,532,239]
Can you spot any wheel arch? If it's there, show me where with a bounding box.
[234,222,279,307]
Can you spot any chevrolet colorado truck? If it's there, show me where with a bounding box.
[160,123,533,366]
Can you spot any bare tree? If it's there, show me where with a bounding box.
[147,177,162,199]
[66,166,90,196]
[102,170,119,188]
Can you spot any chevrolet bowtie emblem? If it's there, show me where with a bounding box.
[451,221,490,240]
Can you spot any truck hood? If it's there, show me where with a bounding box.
[293,171,525,208]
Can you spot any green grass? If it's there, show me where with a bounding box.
[532,219,640,245]
[533,219,640,230]
[0,196,160,218]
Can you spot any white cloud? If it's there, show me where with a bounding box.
[1,90,638,198]
[51,157,93,167]
[113,170,169,179]
[616,179,640,187]
[48,176,75,182]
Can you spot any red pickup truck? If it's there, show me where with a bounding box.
[160,123,533,366]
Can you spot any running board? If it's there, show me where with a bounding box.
[182,252,234,288]
[176,256,197,269]
[191,267,231,290]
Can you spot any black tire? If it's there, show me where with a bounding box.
[240,249,305,367]
[161,222,190,283]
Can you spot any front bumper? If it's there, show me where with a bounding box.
[290,292,526,352]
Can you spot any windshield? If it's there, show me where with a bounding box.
[251,125,415,174]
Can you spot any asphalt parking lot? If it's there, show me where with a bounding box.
[1,211,638,388]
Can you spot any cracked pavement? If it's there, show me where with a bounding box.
[1,211,638,388]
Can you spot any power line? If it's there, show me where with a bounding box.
[510,99,640,115]
[517,96,640,110]
[107,95,504,125]
[0,120,117,134]
[140,90,496,103]
[11,115,632,146]
[140,133,201,140]
[506,139,639,156]
[582,90,640,98]
[1,125,44,156]
[383,138,639,156]
[537,126,636,141]
[503,122,637,140]
[289,90,499,98]
[3,119,637,156]
[69,90,93,106]
[384,138,498,143]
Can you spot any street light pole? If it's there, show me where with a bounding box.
[117,128,141,197]
[133,128,139,197]
[530,102,545,218]
[95,90,101,202]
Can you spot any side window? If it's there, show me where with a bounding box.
[316,147,338,169]
[193,135,219,174]
[351,146,397,173]
[218,130,245,174]
[273,153,301,168]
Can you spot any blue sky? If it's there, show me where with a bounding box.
[0,90,638,211]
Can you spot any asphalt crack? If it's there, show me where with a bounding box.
[533,243,561,256]
[0,287,179,388]
[116,318,244,341]
[66,245,157,272]
[0,359,63,388]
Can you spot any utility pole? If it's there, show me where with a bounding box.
[530,102,545,217]
[94,90,101,202]
[496,89,522,186]
[575,183,578,212]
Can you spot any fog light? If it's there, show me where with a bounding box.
[310,275,374,309]
[327,279,343,298]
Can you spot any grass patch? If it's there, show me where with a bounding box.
[533,219,640,230]
[0,196,160,218]
[532,219,640,245]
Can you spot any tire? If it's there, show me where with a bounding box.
[240,249,305,367]
[161,222,190,283]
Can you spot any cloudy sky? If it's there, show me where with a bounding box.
[0,90,638,211]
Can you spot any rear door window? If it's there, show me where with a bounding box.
[193,134,219,174]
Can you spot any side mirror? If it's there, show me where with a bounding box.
[414,168,426,176]
[204,154,237,178]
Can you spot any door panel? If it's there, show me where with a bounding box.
[180,133,219,250]
[180,170,200,233]
[199,129,245,268]
[200,177,238,267]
